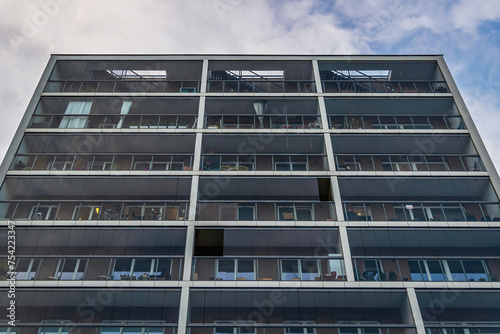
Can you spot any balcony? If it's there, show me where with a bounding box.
[335,155,484,172]
[201,155,327,171]
[205,114,321,129]
[196,202,335,221]
[328,115,465,130]
[189,327,416,334]
[2,257,182,281]
[28,114,197,129]
[0,201,189,221]
[207,80,316,93]
[353,258,500,282]
[207,60,315,94]
[321,80,449,94]
[343,202,500,222]
[11,154,194,172]
[192,257,346,281]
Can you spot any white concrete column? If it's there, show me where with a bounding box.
[182,225,196,281]
[312,59,323,93]
[318,96,330,130]
[330,176,345,221]
[338,226,355,281]
[324,132,336,171]
[192,133,203,171]
[188,176,199,221]
[196,95,206,130]
[199,59,209,93]
[407,287,426,334]
[177,285,191,334]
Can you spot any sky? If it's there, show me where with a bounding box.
[0,0,499,169]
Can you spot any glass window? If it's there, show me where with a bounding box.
[15,258,41,280]
[301,259,320,281]
[447,260,467,281]
[462,260,488,281]
[238,206,255,220]
[55,259,87,280]
[281,260,300,280]
[408,260,428,281]
[38,328,70,334]
[427,260,447,281]
[112,258,133,280]
[217,259,235,280]
[237,259,255,280]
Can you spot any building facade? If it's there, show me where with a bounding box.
[1,55,500,334]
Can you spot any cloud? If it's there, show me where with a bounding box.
[0,0,499,174]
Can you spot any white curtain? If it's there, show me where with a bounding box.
[59,101,92,128]
[253,101,267,129]
[116,101,132,129]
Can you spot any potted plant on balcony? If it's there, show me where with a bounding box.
[388,271,398,281]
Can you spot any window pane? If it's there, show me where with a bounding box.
[281,259,299,280]
[217,259,235,280]
[448,260,467,281]
[427,260,446,281]
[237,259,255,280]
[301,259,319,281]
[462,260,488,281]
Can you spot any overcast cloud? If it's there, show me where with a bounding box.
[0,0,499,170]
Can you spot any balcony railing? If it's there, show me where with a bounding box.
[44,80,201,93]
[196,202,336,221]
[207,80,316,93]
[0,201,189,221]
[2,257,182,281]
[192,257,345,281]
[0,327,177,334]
[426,327,500,334]
[321,80,449,94]
[28,114,197,129]
[353,258,500,282]
[343,202,500,222]
[10,154,194,172]
[188,326,416,334]
[335,155,485,172]
[205,114,321,129]
[201,155,328,171]
[328,115,465,130]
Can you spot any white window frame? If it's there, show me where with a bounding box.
[54,258,87,280]
[30,205,58,220]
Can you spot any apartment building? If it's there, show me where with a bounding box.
[1,55,500,334]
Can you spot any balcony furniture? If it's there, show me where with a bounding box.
[120,275,136,280]
[282,212,295,220]
[149,269,171,280]
[236,277,247,280]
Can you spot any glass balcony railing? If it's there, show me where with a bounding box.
[328,115,465,130]
[353,258,500,282]
[0,201,189,221]
[426,327,500,334]
[205,114,321,129]
[200,155,328,171]
[0,327,178,334]
[321,80,449,94]
[28,114,197,129]
[10,154,194,171]
[196,202,336,221]
[343,202,500,222]
[192,257,346,281]
[188,326,416,334]
[1,257,182,281]
[207,80,316,93]
[44,80,201,93]
[335,155,485,172]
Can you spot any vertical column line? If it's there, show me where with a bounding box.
[407,287,426,334]
[330,176,344,221]
[338,226,355,281]
[177,285,191,334]
[318,96,330,131]
[188,176,199,221]
[312,59,323,93]
[199,59,209,94]
[192,133,203,172]
[324,132,336,171]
